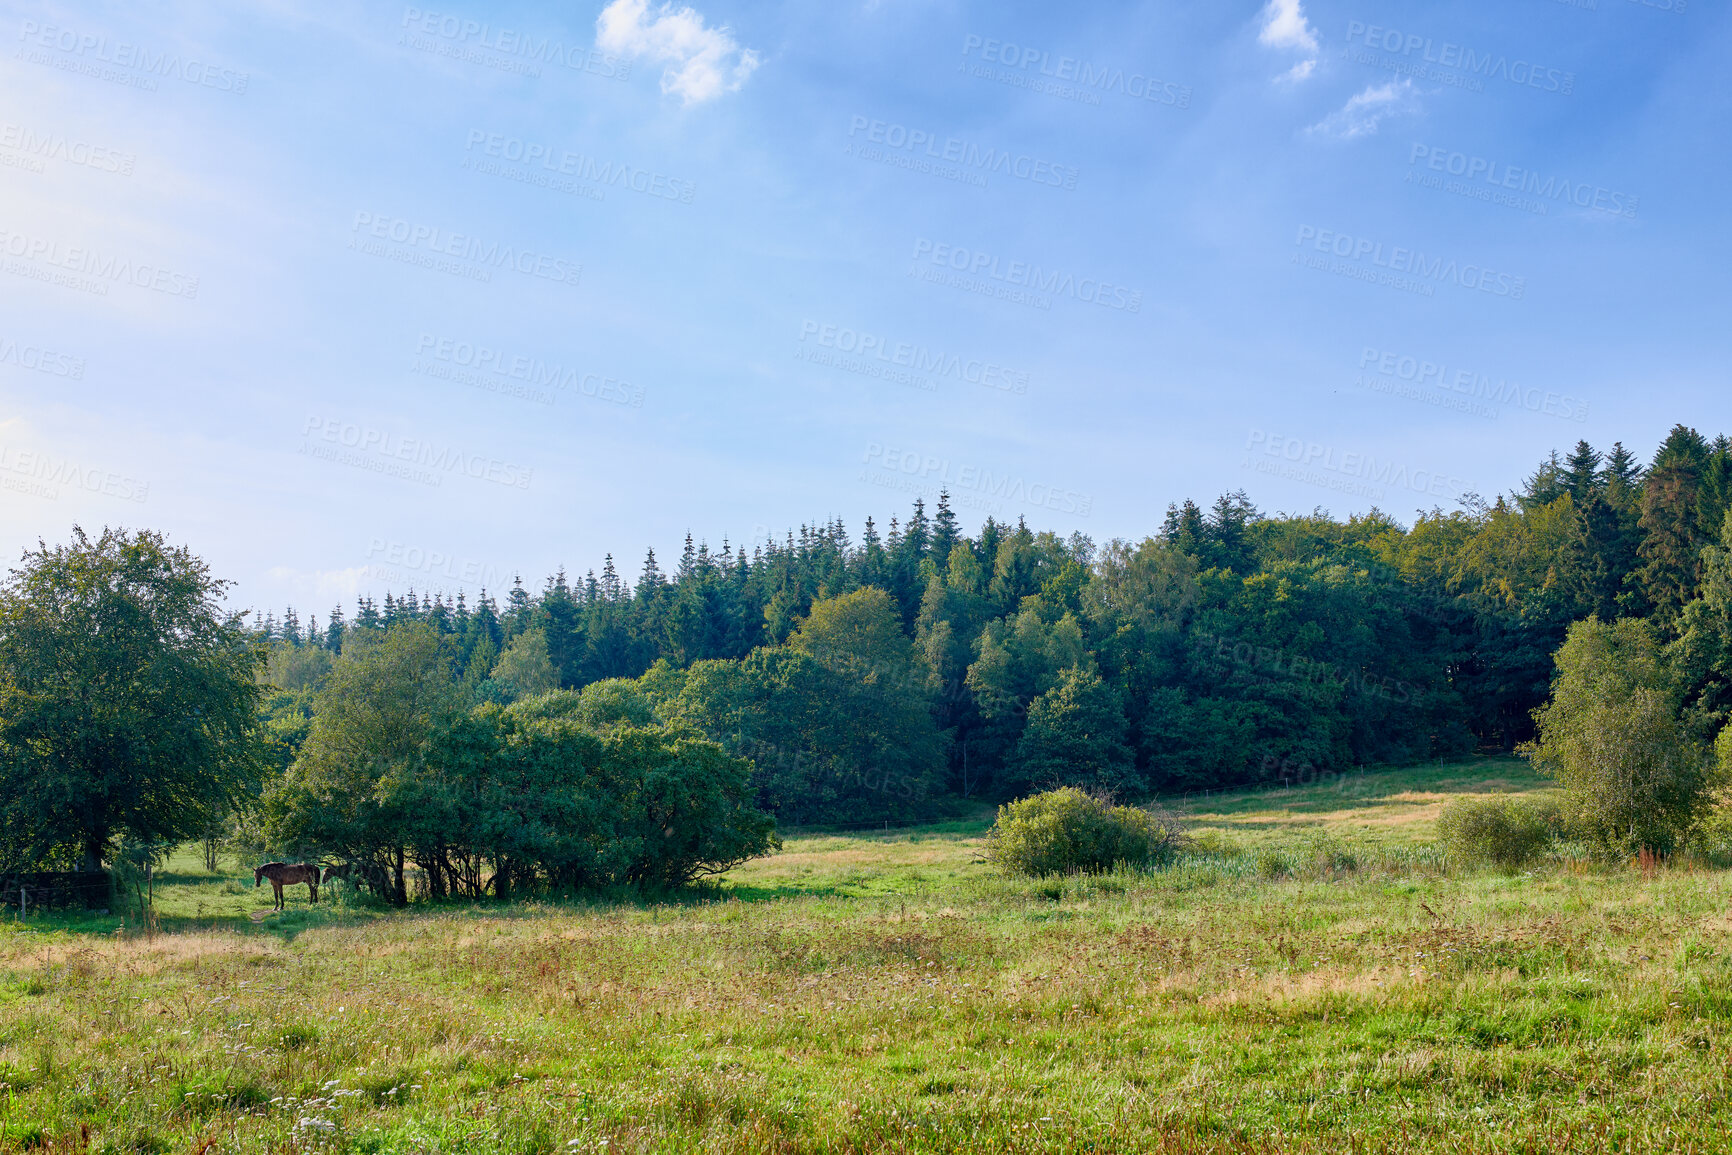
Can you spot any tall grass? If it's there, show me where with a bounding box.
[2,758,1730,1153]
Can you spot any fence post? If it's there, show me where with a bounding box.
[19,884,25,920]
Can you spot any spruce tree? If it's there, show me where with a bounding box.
[1602,441,1644,493]
[931,491,961,572]
[1518,450,1569,511]
[1562,440,1603,504]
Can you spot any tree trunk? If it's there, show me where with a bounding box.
[392,846,407,907]
[83,833,106,874]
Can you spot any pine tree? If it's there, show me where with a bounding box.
[1639,460,1707,620]
[353,597,382,631]
[1518,450,1569,511]
[1562,440,1603,504]
[507,576,532,630]
[637,548,666,599]
[931,491,961,573]
[1161,500,1209,561]
[539,569,582,687]
[859,516,887,589]
[1207,490,1257,572]
[1602,441,1644,492]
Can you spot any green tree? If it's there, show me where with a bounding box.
[0,527,264,873]
[1528,617,1716,855]
[266,620,460,903]
[491,628,559,699]
[1008,666,1139,797]
[671,591,947,824]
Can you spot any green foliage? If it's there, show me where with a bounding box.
[264,620,776,898]
[1528,617,1717,855]
[1436,797,1564,869]
[0,527,265,872]
[239,427,1732,831]
[987,787,1181,877]
[1007,666,1139,797]
[669,589,947,824]
[489,628,558,699]
[263,642,333,692]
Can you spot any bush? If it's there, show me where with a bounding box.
[987,788,1181,877]
[1527,617,1716,856]
[1436,797,1564,870]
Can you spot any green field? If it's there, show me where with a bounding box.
[4,756,1731,1153]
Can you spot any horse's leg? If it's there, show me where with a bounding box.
[273,879,284,911]
[309,880,318,904]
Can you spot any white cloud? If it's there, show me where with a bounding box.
[1258,0,1318,82]
[596,0,760,105]
[1306,80,1420,140]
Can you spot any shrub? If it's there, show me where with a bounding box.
[1526,617,1716,856]
[1297,832,1357,875]
[1436,797,1564,870]
[1254,849,1292,880]
[987,788,1181,877]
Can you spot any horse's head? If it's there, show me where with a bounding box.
[253,866,264,887]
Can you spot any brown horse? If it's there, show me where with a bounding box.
[254,862,319,910]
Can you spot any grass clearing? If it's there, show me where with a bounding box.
[2,757,1730,1152]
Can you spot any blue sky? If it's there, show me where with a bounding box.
[0,0,1725,613]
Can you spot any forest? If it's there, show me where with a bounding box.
[246,424,1732,830]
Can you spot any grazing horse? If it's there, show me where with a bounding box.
[254,862,319,910]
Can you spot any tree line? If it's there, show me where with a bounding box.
[4,423,1731,892]
[254,425,1732,823]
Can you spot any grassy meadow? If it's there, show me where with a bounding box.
[4,756,1732,1153]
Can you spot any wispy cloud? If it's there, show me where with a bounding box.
[1307,80,1420,139]
[1258,0,1319,82]
[596,0,760,105]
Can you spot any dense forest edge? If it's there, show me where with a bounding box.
[6,424,1732,904]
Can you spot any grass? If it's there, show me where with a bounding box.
[2,756,1731,1152]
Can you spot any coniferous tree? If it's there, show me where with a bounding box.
[1518,450,1569,511]
[931,491,960,574]
[1562,440,1603,504]
[1639,436,1709,621]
